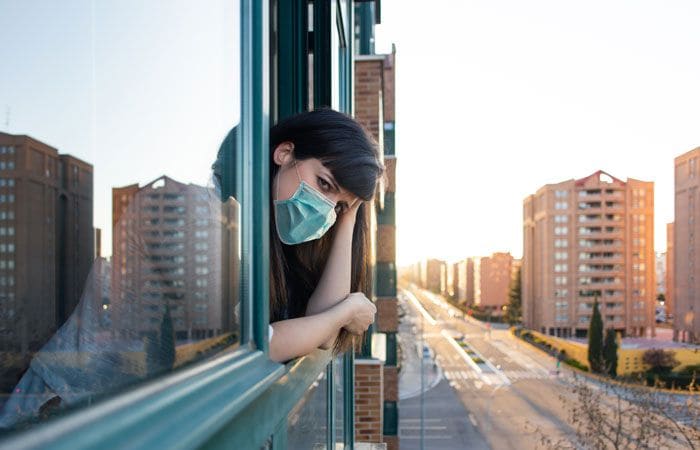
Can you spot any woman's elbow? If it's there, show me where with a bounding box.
[319,334,337,350]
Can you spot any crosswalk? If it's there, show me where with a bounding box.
[443,369,552,382]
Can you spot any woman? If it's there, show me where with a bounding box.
[222,108,383,362]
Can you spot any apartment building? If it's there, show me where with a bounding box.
[111,176,238,342]
[455,258,475,305]
[419,258,444,293]
[473,252,514,315]
[666,223,674,318]
[0,133,93,396]
[523,170,655,338]
[0,133,93,354]
[673,148,700,343]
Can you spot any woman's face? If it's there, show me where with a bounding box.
[273,142,359,215]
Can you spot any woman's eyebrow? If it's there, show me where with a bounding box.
[323,170,341,192]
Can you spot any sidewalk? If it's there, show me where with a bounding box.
[397,296,442,400]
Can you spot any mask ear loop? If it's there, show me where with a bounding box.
[275,158,301,202]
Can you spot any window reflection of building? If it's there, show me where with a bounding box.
[0,133,93,390]
[111,176,237,343]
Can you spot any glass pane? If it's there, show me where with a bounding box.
[0,0,241,433]
[334,356,345,447]
[287,368,328,449]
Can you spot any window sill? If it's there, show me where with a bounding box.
[0,345,285,450]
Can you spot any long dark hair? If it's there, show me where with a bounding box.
[269,109,383,353]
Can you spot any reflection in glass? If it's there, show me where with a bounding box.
[0,0,241,432]
[334,356,345,447]
[287,369,328,449]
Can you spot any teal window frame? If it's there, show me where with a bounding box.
[0,1,361,449]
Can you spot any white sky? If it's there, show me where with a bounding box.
[374,0,700,266]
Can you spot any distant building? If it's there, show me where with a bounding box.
[523,170,655,338]
[419,259,444,293]
[455,258,475,305]
[0,133,93,396]
[111,176,238,342]
[0,133,93,355]
[666,223,674,318]
[473,252,513,315]
[673,148,700,343]
[655,252,666,298]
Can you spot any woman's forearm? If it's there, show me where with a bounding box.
[269,302,350,362]
[304,216,356,348]
[306,217,355,316]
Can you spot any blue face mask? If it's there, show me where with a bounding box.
[274,161,337,245]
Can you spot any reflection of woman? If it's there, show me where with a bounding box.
[216,109,383,362]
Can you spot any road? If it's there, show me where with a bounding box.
[399,286,575,449]
[398,284,697,449]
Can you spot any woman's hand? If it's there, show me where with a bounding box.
[341,292,376,335]
[337,198,362,227]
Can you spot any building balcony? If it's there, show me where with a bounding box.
[578,245,623,253]
[576,218,605,227]
[577,270,623,279]
[577,193,603,202]
[577,282,625,291]
[579,257,624,265]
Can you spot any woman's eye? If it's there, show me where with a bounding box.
[317,177,331,191]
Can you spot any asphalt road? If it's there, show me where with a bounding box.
[399,285,698,450]
[398,286,584,449]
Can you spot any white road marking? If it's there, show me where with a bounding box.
[469,413,478,427]
[404,290,438,326]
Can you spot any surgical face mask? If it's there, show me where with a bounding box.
[274,161,337,245]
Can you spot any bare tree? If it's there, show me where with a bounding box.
[535,373,700,449]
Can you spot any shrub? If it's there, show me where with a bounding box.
[642,349,680,374]
[564,358,589,372]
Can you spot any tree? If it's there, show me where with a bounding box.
[642,349,680,374]
[603,328,618,377]
[534,374,700,449]
[588,298,604,373]
[144,304,176,377]
[505,267,522,326]
[160,303,176,371]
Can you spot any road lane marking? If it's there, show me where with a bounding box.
[441,329,483,374]
[459,339,511,386]
[469,413,478,427]
[404,290,438,326]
